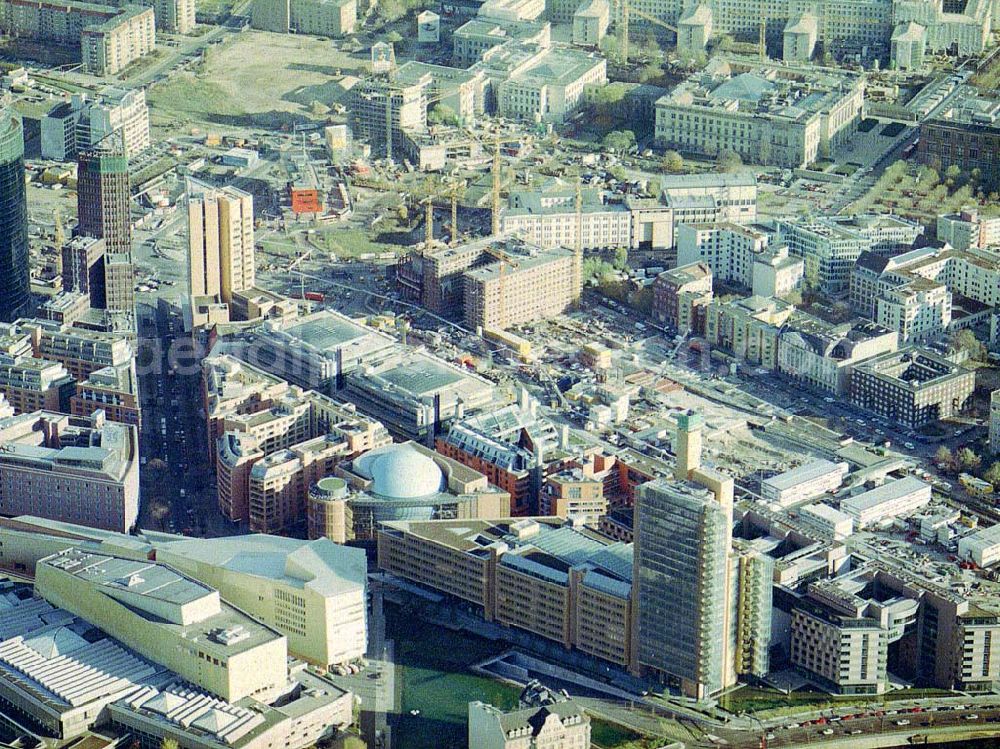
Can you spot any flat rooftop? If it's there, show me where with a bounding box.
[764,459,846,492]
[157,535,367,599]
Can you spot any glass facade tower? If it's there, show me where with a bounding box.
[634,479,731,698]
[0,109,29,323]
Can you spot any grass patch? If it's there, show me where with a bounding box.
[720,685,960,719]
[858,118,879,132]
[881,122,906,137]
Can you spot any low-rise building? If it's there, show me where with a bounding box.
[839,476,932,527]
[342,348,498,441]
[850,347,975,427]
[251,0,356,35]
[762,459,849,507]
[776,314,899,395]
[777,213,923,294]
[156,535,368,668]
[937,207,1000,251]
[399,236,579,329]
[500,179,673,252]
[0,328,75,413]
[572,0,608,45]
[919,94,1000,189]
[495,45,606,123]
[540,467,606,524]
[990,389,999,455]
[958,524,1000,568]
[452,17,551,67]
[70,362,141,430]
[468,699,591,749]
[800,503,854,539]
[227,309,395,391]
[37,547,288,703]
[660,172,758,230]
[215,386,390,526]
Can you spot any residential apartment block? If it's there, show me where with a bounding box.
[705,295,794,369]
[399,236,579,329]
[501,179,673,252]
[0,0,156,75]
[252,0,356,35]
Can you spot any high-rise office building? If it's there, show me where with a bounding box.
[187,180,256,305]
[62,236,107,308]
[77,137,134,323]
[0,109,30,323]
[633,479,734,699]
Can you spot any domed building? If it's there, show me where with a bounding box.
[307,441,510,544]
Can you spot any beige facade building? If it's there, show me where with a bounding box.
[705,295,794,369]
[36,547,289,703]
[188,181,256,323]
[215,386,390,528]
[81,5,156,75]
[157,535,368,668]
[463,243,576,330]
[379,516,634,666]
[540,468,606,525]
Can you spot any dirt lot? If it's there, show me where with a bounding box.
[147,31,368,129]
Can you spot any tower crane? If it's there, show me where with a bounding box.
[618,0,679,65]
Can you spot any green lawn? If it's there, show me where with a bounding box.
[720,685,960,719]
[385,604,647,749]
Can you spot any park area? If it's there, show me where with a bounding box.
[384,604,658,749]
[848,160,1000,228]
[146,31,368,130]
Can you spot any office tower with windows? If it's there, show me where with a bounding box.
[187,180,256,305]
[0,109,29,323]
[77,138,134,323]
[633,479,734,699]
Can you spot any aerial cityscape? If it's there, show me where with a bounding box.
[0,0,998,744]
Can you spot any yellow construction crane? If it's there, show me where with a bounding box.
[618,0,679,65]
[448,179,465,246]
[483,243,520,329]
[424,197,434,245]
[573,177,583,308]
[491,136,501,237]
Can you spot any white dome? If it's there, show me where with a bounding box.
[356,444,444,499]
